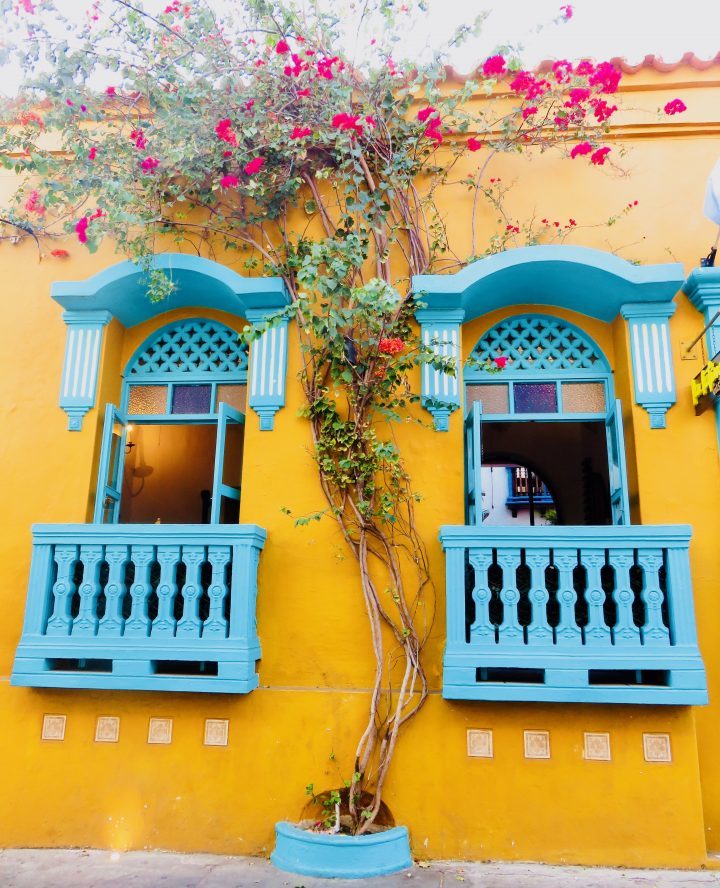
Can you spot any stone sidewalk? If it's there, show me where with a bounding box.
[0,850,719,888]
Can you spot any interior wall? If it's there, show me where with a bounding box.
[120,424,218,524]
[482,421,610,525]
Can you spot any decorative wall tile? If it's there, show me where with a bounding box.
[643,733,672,763]
[148,717,173,745]
[95,716,120,743]
[204,719,230,747]
[467,729,493,758]
[584,732,611,761]
[524,730,550,759]
[41,714,66,741]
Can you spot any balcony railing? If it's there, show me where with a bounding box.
[12,523,266,693]
[441,525,707,704]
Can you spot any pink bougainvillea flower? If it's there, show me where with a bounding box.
[560,4,573,18]
[589,98,617,122]
[90,208,105,221]
[24,189,45,215]
[566,87,590,107]
[140,156,160,172]
[552,60,573,82]
[590,146,611,165]
[522,106,538,120]
[105,86,116,96]
[130,128,147,149]
[332,113,366,136]
[51,249,70,258]
[88,146,97,160]
[570,141,593,159]
[424,117,443,145]
[75,216,89,243]
[220,174,239,189]
[215,118,238,146]
[494,356,508,369]
[244,99,255,111]
[316,55,339,80]
[275,39,290,54]
[664,98,687,115]
[482,55,506,77]
[297,88,311,97]
[244,157,264,176]
[17,0,36,13]
[222,150,233,158]
[379,337,404,355]
[65,99,74,106]
[290,126,313,139]
[467,137,483,152]
[417,106,437,123]
[589,61,621,93]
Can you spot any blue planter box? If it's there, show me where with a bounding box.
[271,821,412,879]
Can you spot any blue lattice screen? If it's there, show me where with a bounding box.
[471,316,607,372]
[127,319,248,377]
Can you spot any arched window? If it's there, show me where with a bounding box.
[464,314,629,526]
[96,318,248,525]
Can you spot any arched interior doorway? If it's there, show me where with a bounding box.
[465,314,629,527]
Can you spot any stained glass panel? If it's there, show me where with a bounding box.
[171,384,212,414]
[562,382,606,413]
[465,384,509,414]
[128,384,167,415]
[513,383,558,414]
[216,384,247,413]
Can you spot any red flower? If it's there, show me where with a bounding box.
[560,4,573,18]
[130,128,147,149]
[570,141,592,159]
[566,87,590,107]
[105,86,116,96]
[88,146,97,160]
[417,106,437,123]
[220,175,239,189]
[552,60,573,82]
[291,126,312,139]
[297,88,311,97]
[589,98,617,122]
[90,208,105,221]
[332,113,366,136]
[589,61,621,94]
[379,337,404,355]
[75,216,89,243]
[244,157,264,175]
[140,156,160,172]
[50,249,70,258]
[66,99,74,107]
[664,98,687,115]
[424,116,443,145]
[590,146,611,165]
[275,39,290,54]
[467,137,483,152]
[493,356,508,369]
[24,189,45,215]
[522,106,537,120]
[215,118,237,146]
[482,55,506,77]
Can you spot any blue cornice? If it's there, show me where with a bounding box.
[412,246,685,323]
[682,267,720,312]
[52,253,290,328]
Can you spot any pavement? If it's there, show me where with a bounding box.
[0,850,719,888]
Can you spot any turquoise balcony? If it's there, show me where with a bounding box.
[12,523,266,693]
[441,525,707,704]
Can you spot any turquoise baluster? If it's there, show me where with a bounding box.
[97,544,128,636]
[203,546,230,638]
[553,551,581,646]
[611,548,640,646]
[525,550,552,646]
[46,545,79,636]
[124,545,154,637]
[469,550,494,641]
[637,549,670,648]
[497,550,523,645]
[152,545,180,636]
[72,544,103,636]
[176,545,205,638]
[582,549,611,647]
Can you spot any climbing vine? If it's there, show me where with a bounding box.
[1,0,626,834]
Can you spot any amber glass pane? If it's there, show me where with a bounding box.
[562,382,606,413]
[216,384,247,413]
[128,384,167,415]
[465,384,509,414]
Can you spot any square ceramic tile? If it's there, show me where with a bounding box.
[584,732,611,761]
[643,733,672,763]
[204,719,229,747]
[95,716,120,743]
[148,717,173,745]
[41,714,66,741]
[524,730,551,759]
[467,729,493,758]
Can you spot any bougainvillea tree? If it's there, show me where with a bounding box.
[1,0,627,833]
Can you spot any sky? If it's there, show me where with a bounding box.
[1,0,717,94]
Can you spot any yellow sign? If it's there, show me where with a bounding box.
[692,360,720,406]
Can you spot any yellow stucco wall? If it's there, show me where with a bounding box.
[0,61,719,866]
